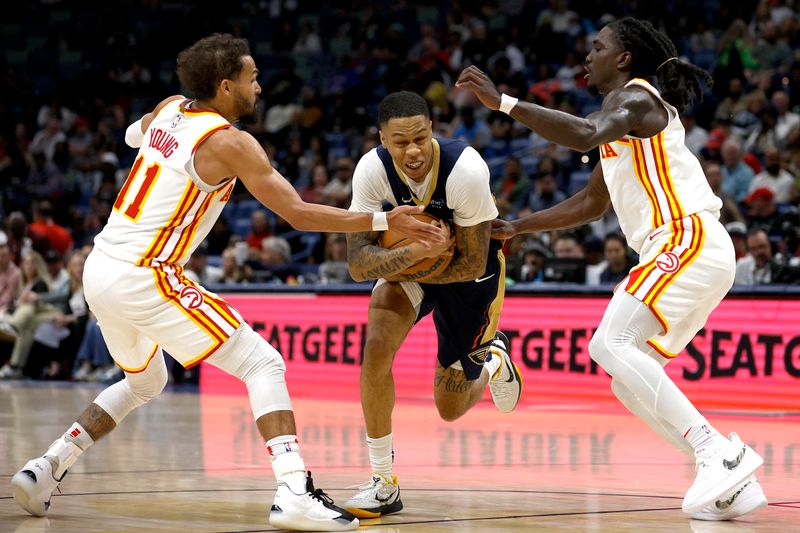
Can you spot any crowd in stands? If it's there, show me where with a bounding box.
[2,1,800,379]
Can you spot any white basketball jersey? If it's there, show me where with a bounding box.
[598,79,722,253]
[95,99,236,267]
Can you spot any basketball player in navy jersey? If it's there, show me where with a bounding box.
[343,91,523,518]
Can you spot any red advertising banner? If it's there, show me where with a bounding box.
[201,293,800,412]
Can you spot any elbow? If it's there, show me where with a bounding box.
[348,265,367,282]
[281,206,310,231]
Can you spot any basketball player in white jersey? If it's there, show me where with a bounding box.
[10,34,444,532]
[457,17,766,521]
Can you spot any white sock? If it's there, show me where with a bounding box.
[266,435,307,494]
[45,423,94,478]
[483,347,504,381]
[683,417,724,453]
[366,433,393,479]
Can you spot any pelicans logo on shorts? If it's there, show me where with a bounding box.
[179,285,205,309]
[467,347,489,366]
[655,251,681,274]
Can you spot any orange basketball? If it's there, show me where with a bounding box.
[379,212,454,282]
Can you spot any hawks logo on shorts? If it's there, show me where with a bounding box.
[655,251,681,273]
[179,285,204,309]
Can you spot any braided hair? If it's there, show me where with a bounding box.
[608,17,712,111]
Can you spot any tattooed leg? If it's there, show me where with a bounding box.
[76,403,117,441]
[433,361,490,422]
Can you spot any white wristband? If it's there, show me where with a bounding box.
[372,211,389,231]
[125,118,145,148]
[499,93,519,115]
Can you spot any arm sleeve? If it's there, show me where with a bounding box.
[348,150,392,213]
[125,118,145,148]
[446,147,499,226]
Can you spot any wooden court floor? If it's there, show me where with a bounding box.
[0,382,797,532]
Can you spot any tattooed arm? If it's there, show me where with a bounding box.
[347,231,443,282]
[406,220,490,284]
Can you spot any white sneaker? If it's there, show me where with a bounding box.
[682,433,763,514]
[689,475,767,520]
[268,472,358,531]
[343,474,403,518]
[11,457,65,517]
[488,331,523,413]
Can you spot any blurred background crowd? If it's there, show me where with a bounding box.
[2,0,800,380]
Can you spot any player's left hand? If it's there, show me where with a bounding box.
[387,205,447,248]
[490,218,516,240]
[456,66,502,110]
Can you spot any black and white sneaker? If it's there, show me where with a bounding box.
[488,331,523,413]
[683,433,763,514]
[344,474,403,518]
[269,471,359,531]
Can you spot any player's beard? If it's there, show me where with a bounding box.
[587,84,600,97]
[234,91,258,123]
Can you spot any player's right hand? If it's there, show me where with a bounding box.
[491,218,516,240]
[387,205,447,248]
[455,66,502,111]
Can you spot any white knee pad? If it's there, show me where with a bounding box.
[94,350,168,423]
[205,326,292,419]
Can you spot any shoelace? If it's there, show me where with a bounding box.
[304,471,334,505]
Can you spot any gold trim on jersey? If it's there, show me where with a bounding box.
[179,99,223,117]
[651,132,685,220]
[164,188,221,264]
[647,339,678,359]
[116,344,159,373]
[472,248,506,348]
[192,124,231,154]
[152,265,229,367]
[631,139,664,229]
[392,138,441,206]
[174,266,241,330]
[137,181,201,266]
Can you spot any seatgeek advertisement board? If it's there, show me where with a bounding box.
[201,293,800,412]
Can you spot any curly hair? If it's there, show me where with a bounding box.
[176,33,251,100]
[608,18,712,111]
[379,91,430,126]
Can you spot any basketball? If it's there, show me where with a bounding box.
[378,212,454,282]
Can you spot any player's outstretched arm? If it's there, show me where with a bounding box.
[456,66,648,152]
[492,163,611,240]
[218,131,445,245]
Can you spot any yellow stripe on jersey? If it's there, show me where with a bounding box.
[152,265,228,343]
[137,181,200,266]
[174,266,241,330]
[631,140,663,228]
[164,189,219,264]
[644,214,705,311]
[116,344,159,374]
[651,132,685,220]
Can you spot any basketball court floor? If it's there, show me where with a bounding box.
[0,381,797,532]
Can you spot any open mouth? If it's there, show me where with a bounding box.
[406,161,424,171]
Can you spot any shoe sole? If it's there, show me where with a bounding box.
[346,498,403,519]
[682,448,764,514]
[690,491,767,521]
[11,472,47,517]
[269,511,359,531]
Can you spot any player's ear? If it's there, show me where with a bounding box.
[617,50,632,71]
[378,128,386,148]
[220,79,232,96]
